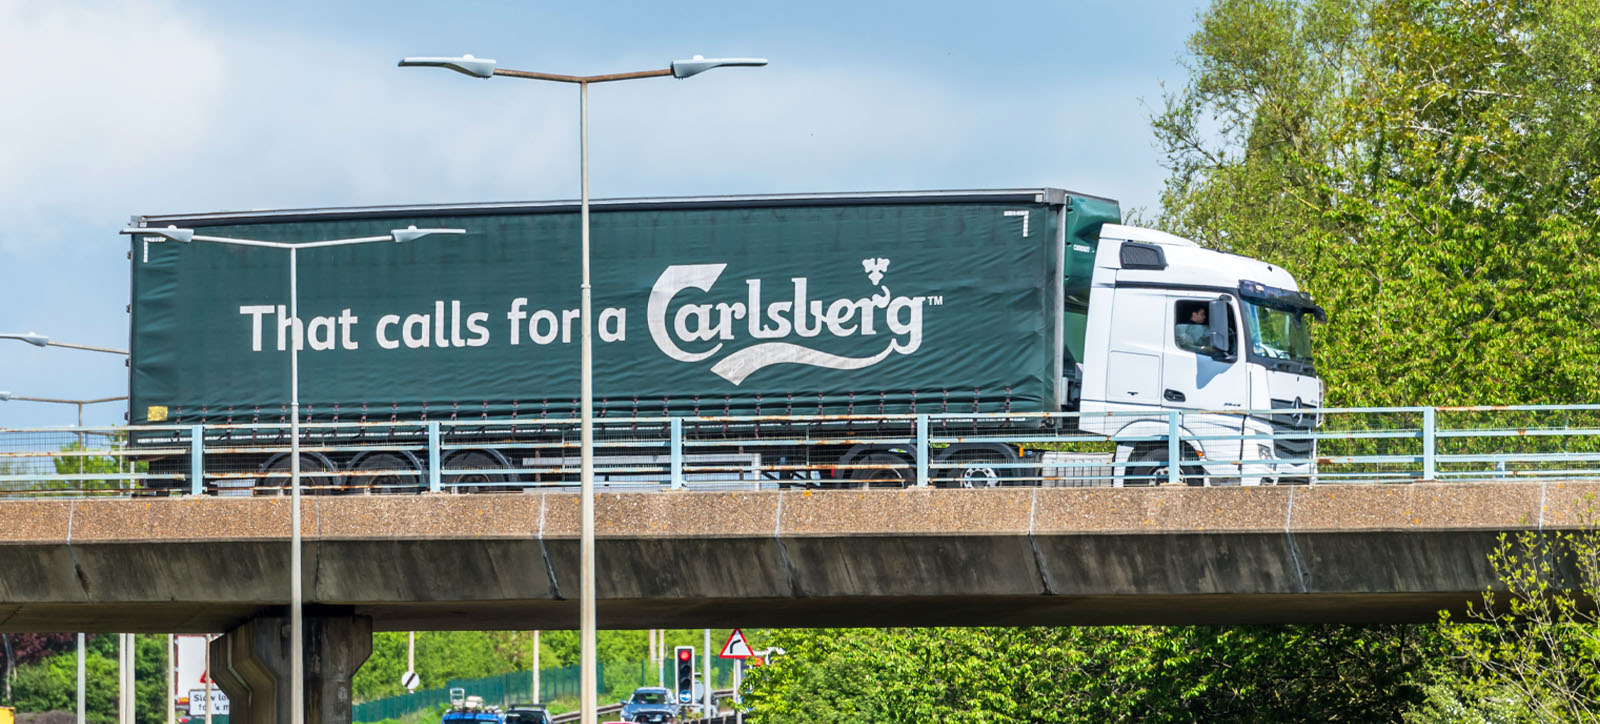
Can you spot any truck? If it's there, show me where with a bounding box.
[124,188,1324,489]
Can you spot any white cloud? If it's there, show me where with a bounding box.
[0,0,226,255]
[1,0,1155,251]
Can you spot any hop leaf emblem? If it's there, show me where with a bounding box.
[862,258,890,285]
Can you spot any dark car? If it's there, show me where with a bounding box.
[619,687,675,723]
[504,705,551,724]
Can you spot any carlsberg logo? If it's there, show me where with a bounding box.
[648,258,940,384]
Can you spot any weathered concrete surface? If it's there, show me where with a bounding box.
[208,614,372,724]
[0,483,1592,632]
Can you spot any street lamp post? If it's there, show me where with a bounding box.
[120,224,465,724]
[0,393,129,480]
[1,332,126,724]
[399,52,764,724]
[0,395,124,724]
[1,331,128,356]
[0,392,128,429]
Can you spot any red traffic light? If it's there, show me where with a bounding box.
[678,649,692,661]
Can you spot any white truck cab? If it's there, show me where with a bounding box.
[1077,224,1324,485]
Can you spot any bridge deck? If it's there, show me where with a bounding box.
[0,483,1592,632]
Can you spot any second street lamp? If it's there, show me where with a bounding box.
[1,331,128,356]
[4,392,132,724]
[0,392,128,478]
[0,393,128,428]
[119,223,465,724]
[399,51,765,724]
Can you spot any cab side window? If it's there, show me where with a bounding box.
[1174,299,1236,355]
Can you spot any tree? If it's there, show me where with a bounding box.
[1,635,74,702]
[741,625,1430,723]
[52,439,147,494]
[6,634,167,724]
[1152,0,1600,408]
[1409,505,1600,723]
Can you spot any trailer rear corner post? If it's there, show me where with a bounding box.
[190,425,204,496]
[916,414,930,486]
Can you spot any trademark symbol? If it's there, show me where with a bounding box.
[928,296,944,306]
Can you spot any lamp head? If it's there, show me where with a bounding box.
[390,225,467,244]
[398,55,497,79]
[5,332,49,347]
[670,54,768,79]
[120,225,194,243]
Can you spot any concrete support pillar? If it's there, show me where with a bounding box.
[208,614,372,724]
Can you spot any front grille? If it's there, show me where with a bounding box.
[1268,398,1318,460]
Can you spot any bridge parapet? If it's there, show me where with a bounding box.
[0,483,1594,632]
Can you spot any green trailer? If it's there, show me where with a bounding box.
[129,189,1117,424]
[125,189,1126,489]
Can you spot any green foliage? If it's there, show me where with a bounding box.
[741,625,1431,723]
[6,635,168,724]
[1416,505,1600,723]
[1153,0,1600,407]
[43,438,146,494]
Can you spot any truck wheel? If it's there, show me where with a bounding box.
[259,453,338,495]
[349,452,423,494]
[443,449,512,491]
[1126,445,1204,487]
[936,452,1005,488]
[843,452,910,488]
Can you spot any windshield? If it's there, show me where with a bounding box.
[1243,301,1315,366]
[632,693,668,705]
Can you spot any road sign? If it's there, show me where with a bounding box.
[719,629,754,659]
[401,671,420,691]
[187,690,230,716]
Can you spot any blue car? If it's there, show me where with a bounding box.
[619,687,675,723]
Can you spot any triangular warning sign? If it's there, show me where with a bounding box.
[199,671,209,684]
[719,629,754,659]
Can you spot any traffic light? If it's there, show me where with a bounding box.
[674,646,695,703]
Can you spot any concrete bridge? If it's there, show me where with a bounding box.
[1,483,1593,724]
[2,483,1593,633]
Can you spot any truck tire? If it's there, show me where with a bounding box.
[843,451,911,488]
[1126,444,1204,486]
[348,451,423,494]
[258,452,338,495]
[442,449,512,491]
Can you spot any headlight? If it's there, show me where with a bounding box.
[1257,444,1274,461]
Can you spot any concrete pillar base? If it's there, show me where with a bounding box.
[209,614,373,724]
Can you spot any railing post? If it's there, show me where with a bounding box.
[1421,407,1436,482]
[670,417,684,489]
[1168,410,1182,486]
[189,424,204,496]
[428,422,442,493]
[916,414,930,486]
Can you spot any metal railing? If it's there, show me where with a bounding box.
[3,405,1599,497]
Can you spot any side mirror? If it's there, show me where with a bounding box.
[1208,297,1236,362]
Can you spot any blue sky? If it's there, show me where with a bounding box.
[0,0,1204,428]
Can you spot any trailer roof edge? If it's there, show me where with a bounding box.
[132,188,1116,227]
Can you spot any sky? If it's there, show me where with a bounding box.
[0,0,1205,428]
